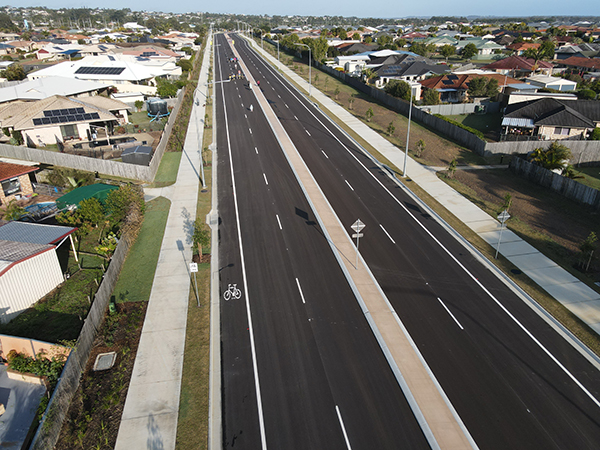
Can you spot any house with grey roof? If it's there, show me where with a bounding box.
[0,222,76,323]
[502,98,600,140]
[0,77,110,104]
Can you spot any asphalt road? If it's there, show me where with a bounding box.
[215,33,430,450]
[231,34,600,450]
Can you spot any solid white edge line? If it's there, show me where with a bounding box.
[295,278,306,304]
[335,405,353,450]
[217,37,268,450]
[276,214,282,230]
[345,179,354,191]
[379,224,396,244]
[254,47,600,411]
[438,298,464,330]
[263,173,268,185]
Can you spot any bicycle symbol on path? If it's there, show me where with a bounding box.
[223,284,242,301]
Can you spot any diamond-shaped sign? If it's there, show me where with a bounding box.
[497,210,511,224]
[351,219,365,233]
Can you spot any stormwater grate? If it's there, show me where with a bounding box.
[93,352,117,371]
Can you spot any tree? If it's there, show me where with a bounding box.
[177,59,193,72]
[365,107,374,122]
[4,199,26,220]
[0,13,18,32]
[105,185,145,226]
[468,77,496,98]
[334,85,340,100]
[462,43,478,59]
[579,232,598,271]
[447,158,458,178]
[422,88,440,105]
[193,218,210,256]
[352,33,360,41]
[577,89,596,100]
[590,128,600,140]
[134,100,144,112]
[416,139,426,157]
[486,78,499,97]
[523,41,555,72]
[439,44,455,61]
[395,38,407,48]
[384,80,411,101]
[364,36,373,44]
[411,42,435,57]
[528,142,571,171]
[1,64,25,81]
[78,197,105,226]
[387,121,395,136]
[338,29,347,40]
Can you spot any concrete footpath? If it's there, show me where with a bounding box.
[232,38,476,450]
[247,38,600,338]
[114,31,212,450]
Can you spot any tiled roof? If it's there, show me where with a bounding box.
[505,98,600,128]
[0,162,38,182]
[482,55,553,71]
[507,42,540,51]
[560,57,600,70]
[420,73,521,91]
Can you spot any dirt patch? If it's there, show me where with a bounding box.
[450,168,600,282]
[55,301,147,450]
[192,253,211,264]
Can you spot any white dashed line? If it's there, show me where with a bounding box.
[345,180,354,191]
[285,103,289,108]
[249,128,252,134]
[277,94,281,98]
[276,214,282,230]
[305,129,311,136]
[321,150,329,159]
[336,406,353,450]
[255,147,258,154]
[295,278,306,304]
[263,173,268,185]
[294,115,298,120]
[438,298,464,330]
[379,224,396,244]
[244,114,247,119]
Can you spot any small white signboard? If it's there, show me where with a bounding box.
[190,263,198,273]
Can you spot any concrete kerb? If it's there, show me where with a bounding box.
[233,37,476,450]
[207,31,223,450]
[245,35,600,372]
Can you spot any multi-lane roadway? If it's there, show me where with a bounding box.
[216,32,600,449]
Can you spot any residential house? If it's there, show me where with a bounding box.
[501,98,600,140]
[35,43,84,61]
[556,56,600,73]
[455,38,504,57]
[481,55,554,77]
[420,73,520,103]
[375,61,449,87]
[0,43,14,56]
[506,42,540,56]
[0,162,38,206]
[0,221,77,324]
[525,75,578,91]
[0,94,129,147]
[423,36,458,48]
[334,42,378,55]
[0,77,109,104]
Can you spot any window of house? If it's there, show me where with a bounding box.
[60,124,79,140]
[554,127,570,135]
[1,177,21,196]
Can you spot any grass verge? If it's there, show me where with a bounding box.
[112,196,171,303]
[150,151,183,187]
[176,39,213,449]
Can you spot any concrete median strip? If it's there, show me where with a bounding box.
[229,36,477,450]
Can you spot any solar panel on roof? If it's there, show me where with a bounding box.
[60,109,69,115]
[59,116,68,123]
[83,113,93,120]
[447,74,458,80]
[42,117,51,124]
[52,109,62,116]
[76,107,85,114]
[74,66,125,76]
[51,117,60,123]
[91,113,100,120]
[75,114,84,121]
[43,110,53,117]
[33,118,42,126]
[442,79,454,85]
[67,115,76,122]
[68,108,77,114]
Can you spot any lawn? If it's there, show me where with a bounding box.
[111,196,171,303]
[151,151,182,187]
[573,165,600,191]
[445,112,502,141]
[0,252,104,343]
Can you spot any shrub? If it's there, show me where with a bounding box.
[434,114,485,139]
[577,89,596,100]
[7,350,67,387]
[590,128,600,140]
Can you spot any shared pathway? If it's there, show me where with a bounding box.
[247,37,600,337]
[114,30,212,450]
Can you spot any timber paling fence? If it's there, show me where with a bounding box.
[29,234,132,450]
[271,39,600,164]
[0,88,186,183]
[509,157,600,209]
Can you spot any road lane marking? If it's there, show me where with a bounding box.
[255,147,258,154]
[285,103,289,108]
[276,214,282,230]
[305,129,311,136]
[335,406,352,450]
[294,115,298,120]
[241,103,244,107]
[321,150,329,159]
[295,278,306,304]
[277,94,281,98]
[438,298,464,330]
[263,173,268,185]
[379,224,396,244]
[244,114,247,119]
[216,41,268,450]
[345,180,354,191]
[249,128,252,134]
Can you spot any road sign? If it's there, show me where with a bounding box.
[352,233,364,238]
[497,210,511,224]
[190,263,198,273]
[351,219,365,233]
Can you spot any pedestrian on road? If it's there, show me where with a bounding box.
[250,104,253,112]
[257,80,260,87]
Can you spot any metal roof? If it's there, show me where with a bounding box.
[501,117,535,128]
[0,222,76,245]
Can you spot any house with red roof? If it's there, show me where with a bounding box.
[419,73,520,103]
[0,162,38,207]
[481,55,553,77]
[506,42,540,56]
[556,56,600,73]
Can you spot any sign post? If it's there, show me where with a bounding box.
[190,262,200,306]
[495,210,510,259]
[350,219,366,269]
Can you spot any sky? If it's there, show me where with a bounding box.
[20,0,600,20]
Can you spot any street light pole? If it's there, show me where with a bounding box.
[403,85,413,178]
[295,43,312,97]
